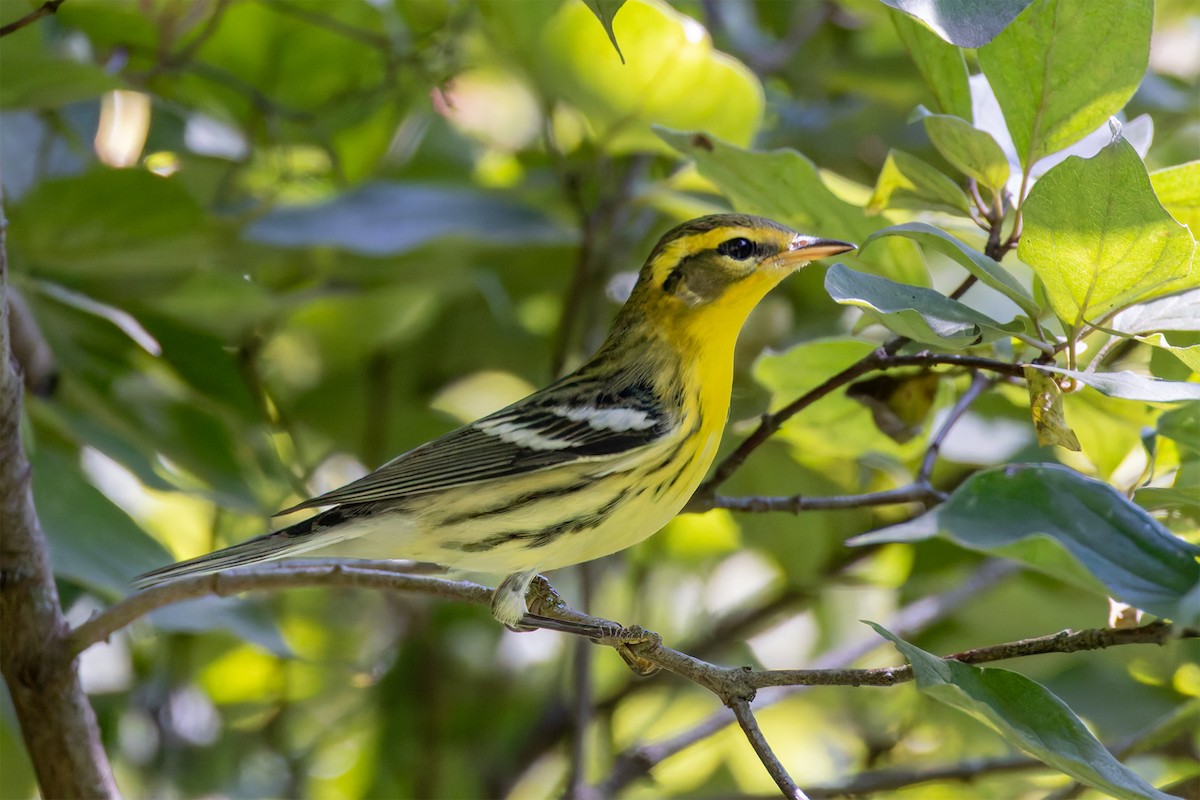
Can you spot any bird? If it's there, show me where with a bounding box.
[134,214,855,632]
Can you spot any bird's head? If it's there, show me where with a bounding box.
[619,214,855,342]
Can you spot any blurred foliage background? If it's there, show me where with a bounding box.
[1,0,1198,797]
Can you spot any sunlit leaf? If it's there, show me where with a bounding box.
[826,263,1024,347]
[978,0,1152,168]
[1019,138,1197,330]
[881,0,1032,47]
[1150,161,1200,232]
[535,0,762,153]
[854,463,1200,624]
[913,107,1011,194]
[871,624,1180,800]
[867,150,970,217]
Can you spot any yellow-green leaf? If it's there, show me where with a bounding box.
[1019,138,1197,331]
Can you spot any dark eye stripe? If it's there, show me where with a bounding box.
[718,237,755,260]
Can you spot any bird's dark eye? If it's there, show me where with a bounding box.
[718,237,755,260]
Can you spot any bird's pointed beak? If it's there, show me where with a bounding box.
[777,235,857,267]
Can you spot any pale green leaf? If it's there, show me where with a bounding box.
[1151,161,1200,232]
[867,150,971,217]
[1019,138,1197,330]
[537,0,762,153]
[978,0,1152,167]
[914,108,1011,194]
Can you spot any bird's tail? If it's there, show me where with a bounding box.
[132,508,351,590]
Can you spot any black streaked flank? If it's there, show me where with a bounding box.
[453,488,633,553]
[438,479,593,526]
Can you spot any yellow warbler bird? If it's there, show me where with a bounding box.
[135,214,854,630]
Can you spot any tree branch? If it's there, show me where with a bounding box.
[1,207,119,797]
[730,697,809,800]
[67,561,492,657]
[697,350,1026,497]
[0,0,64,38]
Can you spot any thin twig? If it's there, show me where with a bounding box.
[693,483,938,514]
[730,698,810,800]
[800,755,1041,797]
[0,0,64,37]
[917,371,992,484]
[698,350,1025,497]
[66,563,492,657]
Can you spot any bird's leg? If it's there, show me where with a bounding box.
[516,574,662,676]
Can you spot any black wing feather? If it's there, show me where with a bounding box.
[276,374,671,514]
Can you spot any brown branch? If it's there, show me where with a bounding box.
[693,483,939,514]
[0,0,64,37]
[697,350,1026,497]
[596,560,1011,794]
[730,697,809,800]
[801,755,1042,797]
[67,562,492,657]
[1,209,119,797]
[72,558,1190,796]
[917,370,992,484]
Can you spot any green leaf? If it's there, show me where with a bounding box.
[888,9,971,118]
[1112,288,1200,335]
[1024,367,1081,450]
[246,184,569,256]
[861,222,1039,317]
[1151,161,1200,232]
[881,0,1032,47]
[1019,138,1197,330]
[867,150,971,216]
[0,44,125,110]
[535,0,762,153]
[150,600,291,657]
[1136,333,1200,372]
[914,108,1011,194]
[870,624,1180,800]
[978,0,1152,168]
[581,0,627,63]
[658,129,928,286]
[32,444,173,598]
[1031,366,1200,403]
[9,168,210,290]
[826,262,1024,348]
[853,464,1200,625]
